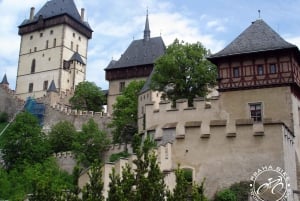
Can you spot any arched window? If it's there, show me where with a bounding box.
[31,59,36,73]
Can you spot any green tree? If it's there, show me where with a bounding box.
[110,80,145,143]
[151,39,217,106]
[0,158,73,201]
[70,81,105,112]
[1,112,51,170]
[73,119,110,167]
[167,166,189,201]
[107,137,165,201]
[48,121,77,153]
[82,162,105,201]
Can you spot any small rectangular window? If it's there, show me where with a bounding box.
[40,32,43,37]
[30,35,33,40]
[76,44,79,52]
[233,67,240,78]
[269,64,277,74]
[249,103,262,122]
[119,82,125,92]
[53,38,56,47]
[50,30,53,35]
[43,80,48,91]
[257,65,264,75]
[46,40,49,49]
[29,83,34,93]
[71,41,73,50]
[34,47,37,52]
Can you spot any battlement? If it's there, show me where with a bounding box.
[0,85,25,105]
[53,151,74,159]
[49,103,108,117]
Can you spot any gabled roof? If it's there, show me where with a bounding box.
[47,80,58,92]
[209,19,297,59]
[70,52,85,65]
[105,36,166,70]
[20,0,91,30]
[0,74,9,85]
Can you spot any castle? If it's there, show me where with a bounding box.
[0,0,300,200]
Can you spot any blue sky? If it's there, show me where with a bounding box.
[0,0,300,90]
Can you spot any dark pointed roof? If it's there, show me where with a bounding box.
[105,13,165,70]
[140,69,154,94]
[0,74,9,85]
[105,37,166,70]
[47,80,58,92]
[20,0,91,30]
[70,52,85,64]
[209,19,298,59]
[144,11,150,41]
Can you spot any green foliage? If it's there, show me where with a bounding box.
[151,39,217,106]
[229,181,251,201]
[48,121,77,153]
[191,179,209,201]
[167,166,189,201]
[1,112,51,170]
[0,158,73,200]
[70,81,105,112]
[82,162,105,201]
[183,169,193,183]
[109,151,130,162]
[0,111,8,123]
[214,189,237,201]
[107,136,166,201]
[73,119,110,167]
[110,80,145,143]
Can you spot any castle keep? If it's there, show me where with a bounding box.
[16,0,92,100]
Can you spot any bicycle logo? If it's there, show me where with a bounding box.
[250,166,291,201]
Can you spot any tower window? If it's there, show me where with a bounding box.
[46,40,49,49]
[76,44,79,52]
[119,82,125,92]
[79,36,81,41]
[28,83,33,93]
[73,33,75,37]
[30,35,33,40]
[269,63,277,74]
[31,59,36,73]
[50,30,53,35]
[34,47,37,52]
[40,32,43,37]
[43,80,48,91]
[71,41,73,50]
[257,65,264,75]
[233,67,240,78]
[249,102,262,122]
[53,38,56,47]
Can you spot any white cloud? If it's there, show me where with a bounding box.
[286,36,300,49]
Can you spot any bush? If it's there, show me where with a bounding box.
[229,181,251,201]
[215,189,237,201]
[109,152,130,162]
[0,112,8,123]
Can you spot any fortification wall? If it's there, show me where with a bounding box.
[53,151,76,174]
[144,96,297,199]
[0,85,24,118]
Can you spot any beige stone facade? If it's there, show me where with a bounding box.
[107,77,148,115]
[16,24,88,100]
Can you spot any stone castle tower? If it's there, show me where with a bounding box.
[16,0,93,100]
[104,12,166,115]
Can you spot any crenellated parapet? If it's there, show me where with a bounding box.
[143,96,295,145]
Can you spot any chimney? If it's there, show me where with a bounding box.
[30,7,35,20]
[81,8,85,21]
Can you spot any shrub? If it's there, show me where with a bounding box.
[229,181,251,201]
[0,112,8,123]
[109,151,130,162]
[215,189,237,201]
